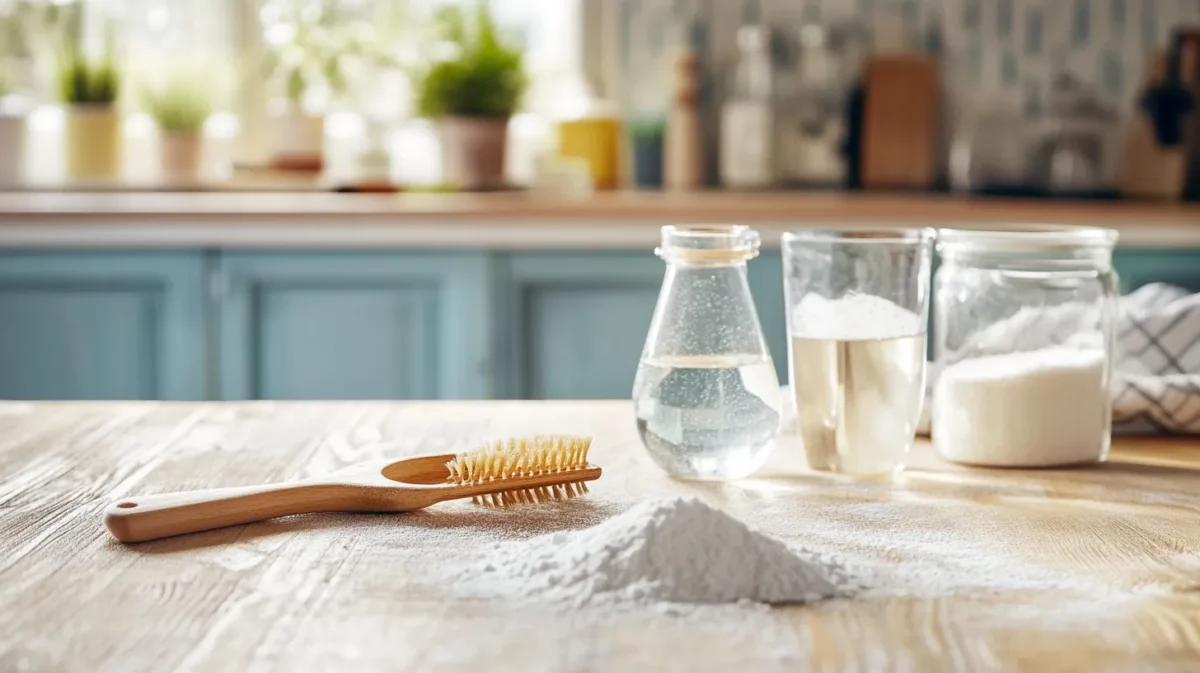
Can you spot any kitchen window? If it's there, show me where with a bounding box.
[3,0,596,186]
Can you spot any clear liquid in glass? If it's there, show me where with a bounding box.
[789,333,926,474]
[633,354,782,480]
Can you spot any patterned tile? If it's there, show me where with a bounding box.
[997,0,1014,38]
[617,0,1200,176]
[1110,0,1127,28]
[1002,50,1019,85]
[1072,0,1091,45]
[1026,8,1044,55]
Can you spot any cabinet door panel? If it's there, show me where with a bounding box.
[219,253,489,400]
[0,252,206,400]
[255,284,438,399]
[527,284,660,399]
[501,254,662,400]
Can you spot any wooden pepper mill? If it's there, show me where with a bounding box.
[665,40,704,191]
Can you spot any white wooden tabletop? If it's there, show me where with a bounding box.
[1,400,1199,672]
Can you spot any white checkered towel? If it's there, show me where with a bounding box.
[1111,283,1200,434]
[911,283,1200,435]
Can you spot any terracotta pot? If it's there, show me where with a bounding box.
[0,114,26,186]
[160,131,204,184]
[66,105,122,180]
[438,116,509,190]
[269,107,325,171]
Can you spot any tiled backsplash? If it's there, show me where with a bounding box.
[618,0,1200,126]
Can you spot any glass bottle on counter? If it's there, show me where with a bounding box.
[628,42,669,190]
[664,21,704,191]
[555,76,623,191]
[633,225,782,480]
[720,23,775,189]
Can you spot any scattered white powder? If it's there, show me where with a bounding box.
[933,347,1109,467]
[457,496,853,607]
[791,292,923,340]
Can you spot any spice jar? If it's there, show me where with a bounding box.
[932,227,1119,467]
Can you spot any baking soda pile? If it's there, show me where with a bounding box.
[458,496,852,607]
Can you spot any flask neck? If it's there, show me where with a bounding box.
[656,224,761,265]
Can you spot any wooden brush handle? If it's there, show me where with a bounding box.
[104,481,365,543]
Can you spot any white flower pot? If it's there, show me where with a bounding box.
[438,116,509,190]
[160,131,204,184]
[0,114,26,186]
[269,107,325,171]
[66,105,122,180]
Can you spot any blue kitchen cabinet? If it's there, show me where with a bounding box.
[747,250,789,384]
[217,252,491,400]
[496,253,664,399]
[0,251,207,400]
[1114,249,1200,294]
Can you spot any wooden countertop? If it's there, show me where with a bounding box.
[0,191,1196,248]
[2,400,1199,672]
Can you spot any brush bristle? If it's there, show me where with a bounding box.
[445,435,593,508]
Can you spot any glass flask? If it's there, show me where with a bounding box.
[633,225,782,480]
[933,226,1119,467]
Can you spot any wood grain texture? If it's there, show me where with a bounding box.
[3,191,1198,250]
[861,56,940,190]
[0,190,1197,226]
[1,401,1199,672]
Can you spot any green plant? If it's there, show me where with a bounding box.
[262,0,398,105]
[57,49,119,104]
[631,116,666,142]
[143,75,212,133]
[413,3,527,119]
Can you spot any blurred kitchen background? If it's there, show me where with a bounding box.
[0,0,1198,403]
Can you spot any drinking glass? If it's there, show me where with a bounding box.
[782,228,934,474]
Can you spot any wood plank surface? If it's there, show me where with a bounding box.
[2,191,1199,250]
[1,401,1199,672]
[0,190,1197,227]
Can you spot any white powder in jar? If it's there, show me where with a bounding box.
[932,347,1109,467]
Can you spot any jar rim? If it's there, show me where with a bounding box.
[662,223,752,237]
[782,227,936,245]
[936,225,1119,253]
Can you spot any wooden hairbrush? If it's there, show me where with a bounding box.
[104,435,600,543]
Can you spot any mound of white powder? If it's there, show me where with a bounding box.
[458,496,852,606]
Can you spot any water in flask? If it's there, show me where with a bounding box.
[633,354,782,480]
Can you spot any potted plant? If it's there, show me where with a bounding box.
[262,0,396,171]
[413,3,527,190]
[58,43,121,180]
[143,73,212,184]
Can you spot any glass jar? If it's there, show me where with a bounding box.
[633,225,781,481]
[933,227,1119,467]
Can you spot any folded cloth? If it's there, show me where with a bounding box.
[1111,283,1200,433]
[912,283,1200,435]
